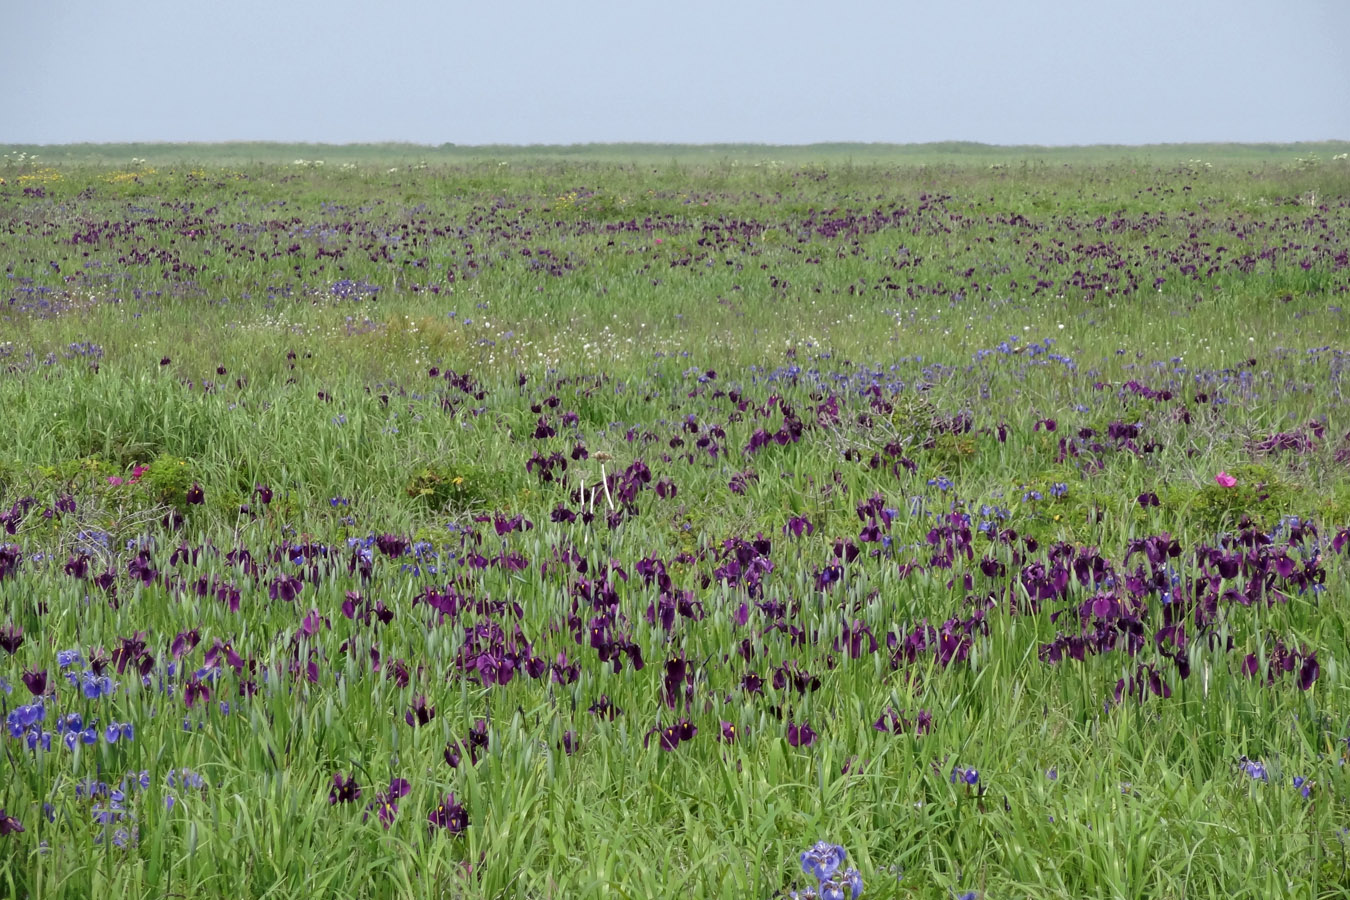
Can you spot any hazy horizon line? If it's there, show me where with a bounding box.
[7,139,1350,150]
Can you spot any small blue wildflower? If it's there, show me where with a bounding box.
[167,769,205,790]
[93,804,124,825]
[839,867,863,899]
[800,841,848,884]
[10,703,45,728]
[79,672,117,699]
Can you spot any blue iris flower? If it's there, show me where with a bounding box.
[800,842,847,883]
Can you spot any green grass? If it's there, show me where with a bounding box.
[6,140,1350,167]
[1,149,1349,899]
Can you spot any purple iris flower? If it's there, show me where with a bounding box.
[0,809,24,835]
[22,668,47,697]
[426,793,469,835]
[329,773,361,804]
[788,720,817,748]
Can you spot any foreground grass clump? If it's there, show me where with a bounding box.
[1,152,1350,899]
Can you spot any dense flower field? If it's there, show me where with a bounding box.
[2,153,1350,898]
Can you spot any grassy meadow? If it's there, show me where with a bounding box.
[2,145,1350,899]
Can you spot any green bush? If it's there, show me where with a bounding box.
[1186,464,1305,533]
[144,453,197,509]
[405,463,483,512]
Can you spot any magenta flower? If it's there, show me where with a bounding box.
[1215,471,1237,487]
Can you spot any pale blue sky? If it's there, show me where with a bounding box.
[5,0,1348,145]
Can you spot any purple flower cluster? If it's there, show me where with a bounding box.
[791,842,863,900]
